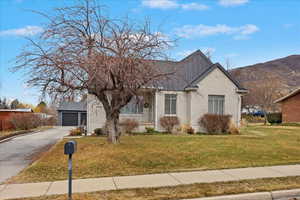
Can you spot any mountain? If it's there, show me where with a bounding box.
[230,55,300,93]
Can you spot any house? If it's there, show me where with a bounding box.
[274,87,300,123]
[87,50,247,133]
[57,102,87,126]
[0,109,33,130]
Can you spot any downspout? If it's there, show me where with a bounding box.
[237,95,241,126]
[155,90,159,131]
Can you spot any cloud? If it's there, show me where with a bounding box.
[225,53,239,58]
[219,0,249,7]
[0,26,43,37]
[175,24,259,40]
[181,3,209,11]
[283,24,294,29]
[177,47,216,58]
[177,49,196,58]
[142,0,179,9]
[142,0,209,11]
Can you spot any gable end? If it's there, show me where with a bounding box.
[185,63,247,92]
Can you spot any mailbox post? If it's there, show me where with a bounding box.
[64,140,77,200]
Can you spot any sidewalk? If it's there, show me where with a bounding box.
[1,164,300,199]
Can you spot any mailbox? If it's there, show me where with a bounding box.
[64,140,77,155]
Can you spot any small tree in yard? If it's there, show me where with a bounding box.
[242,74,284,124]
[14,0,174,144]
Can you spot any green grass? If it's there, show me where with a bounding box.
[281,123,300,127]
[10,176,300,200]
[9,125,300,183]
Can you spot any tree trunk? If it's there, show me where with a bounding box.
[263,110,268,125]
[106,113,120,144]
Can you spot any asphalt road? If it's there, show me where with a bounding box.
[0,127,72,183]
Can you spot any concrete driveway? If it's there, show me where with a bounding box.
[0,127,72,183]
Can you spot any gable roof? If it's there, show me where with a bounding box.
[57,102,87,111]
[274,87,300,103]
[153,50,245,91]
[186,63,246,91]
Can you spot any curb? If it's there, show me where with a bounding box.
[272,189,300,199]
[183,189,300,200]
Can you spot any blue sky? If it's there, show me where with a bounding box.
[0,0,299,105]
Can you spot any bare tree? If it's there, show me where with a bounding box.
[204,49,213,60]
[225,58,232,71]
[242,73,284,124]
[14,0,174,144]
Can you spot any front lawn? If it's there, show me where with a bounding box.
[9,125,300,183]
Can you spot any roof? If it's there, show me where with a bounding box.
[274,87,300,103]
[151,50,245,91]
[0,108,33,112]
[186,63,247,91]
[57,102,87,111]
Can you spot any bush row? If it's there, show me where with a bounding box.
[93,114,239,135]
[10,113,56,130]
[266,113,282,124]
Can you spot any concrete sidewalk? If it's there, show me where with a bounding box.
[1,164,300,199]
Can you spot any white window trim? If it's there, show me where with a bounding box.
[164,94,177,115]
[208,95,225,115]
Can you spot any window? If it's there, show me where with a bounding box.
[121,97,143,114]
[165,94,177,115]
[208,95,224,115]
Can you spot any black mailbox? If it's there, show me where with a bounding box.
[64,140,77,155]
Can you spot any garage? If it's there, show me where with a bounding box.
[62,112,78,126]
[57,102,87,126]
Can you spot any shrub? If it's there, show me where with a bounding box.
[186,127,195,134]
[10,113,42,130]
[145,127,156,134]
[242,114,265,123]
[267,113,282,124]
[69,128,82,136]
[228,123,240,135]
[120,119,139,134]
[180,124,195,134]
[43,117,57,126]
[160,116,179,133]
[94,128,104,136]
[199,114,232,134]
[219,115,231,133]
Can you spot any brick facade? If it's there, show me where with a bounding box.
[281,93,300,123]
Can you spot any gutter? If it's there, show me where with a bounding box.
[236,89,248,94]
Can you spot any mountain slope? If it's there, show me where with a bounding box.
[230,55,300,93]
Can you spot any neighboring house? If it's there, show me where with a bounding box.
[274,87,300,123]
[57,102,87,126]
[0,109,33,130]
[87,50,247,133]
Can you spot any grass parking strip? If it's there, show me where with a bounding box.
[9,176,300,200]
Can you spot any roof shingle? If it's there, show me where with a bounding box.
[57,102,87,111]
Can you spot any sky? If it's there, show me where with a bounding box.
[0,0,299,105]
